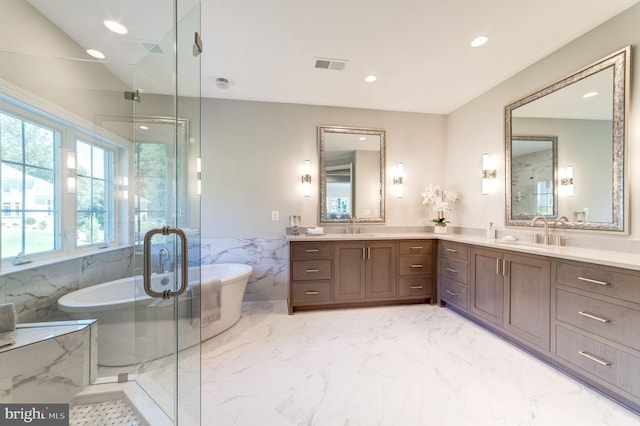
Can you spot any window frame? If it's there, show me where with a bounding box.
[0,89,129,267]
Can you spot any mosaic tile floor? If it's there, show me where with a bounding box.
[70,399,147,426]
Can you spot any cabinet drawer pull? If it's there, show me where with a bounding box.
[305,291,319,295]
[578,276,609,286]
[305,269,320,273]
[410,246,424,250]
[305,249,320,253]
[445,267,457,273]
[445,290,458,296]
[578,311,611,323]
[410,264,423,268]
[410,285,424,289]
[578,351,612,366]
[446,248,458,253]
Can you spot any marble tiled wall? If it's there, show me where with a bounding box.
[0,239,288,327]
[1,247,134,323]
[200,237,289,302]
[0,321,96,404]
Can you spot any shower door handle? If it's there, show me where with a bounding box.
[143,226,189,299]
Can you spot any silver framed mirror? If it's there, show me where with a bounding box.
[318,126,385,224]
[505,46,630,231]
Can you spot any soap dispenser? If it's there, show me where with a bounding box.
[487,222,496,240]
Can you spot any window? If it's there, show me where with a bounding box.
[134,143,168,242]
[0,93,125,263]
[76,140,114,246]
[0,112,58,256]
[535,180,554,216]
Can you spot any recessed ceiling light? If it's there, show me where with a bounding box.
[583,91,599,98]
[86,49,105,59]
[471,36,488,47]
[365,75,377,83]
[104,20,128,35]
[139,125,149,130]
[359,137,367,141]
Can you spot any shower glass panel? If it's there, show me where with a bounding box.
[0,0,201,424]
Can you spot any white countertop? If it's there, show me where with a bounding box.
[287,232,640,272]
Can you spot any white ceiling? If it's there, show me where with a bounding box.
[27,0,640,115]
[201,0,639,114]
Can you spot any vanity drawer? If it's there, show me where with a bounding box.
[291,259,332,281]
[439,241,469,262]
[439,277,468,310]
[439,257,468,284]
[556,261,640,304]
[399,240,434,255]
[291,281,331,304]
[556,289,640,351]
[398,277,431,297]
[556,325,640,397]
[398,255,433,276]
[291,242,332,259]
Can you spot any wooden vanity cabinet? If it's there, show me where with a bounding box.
[441,242,640,412]
[552,259,640,410]
[289,238,434,313]
[469,247,551,351]
[397,241,436,300]
[334,241,397,301]
[469,247,504,326]
[437,241,469,310]
[289,242,333,313]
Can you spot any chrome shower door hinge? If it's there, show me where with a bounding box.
[124,90,141,102]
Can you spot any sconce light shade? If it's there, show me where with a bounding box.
[301,160,312,197]
[67,151,77,193]
[561,165,574,197]
[481,153,496,195]
[393,162,404,198]
[119,176,129,200]
[66,151,77,170]
[67,176,77,193]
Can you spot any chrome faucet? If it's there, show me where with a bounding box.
[530,214,550,245]
[158,247,172,273]
[556,216,569,225]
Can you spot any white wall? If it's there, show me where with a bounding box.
[201,99,447,238]
[447,3,640,237]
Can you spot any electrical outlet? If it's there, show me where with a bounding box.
[271,211,279,221]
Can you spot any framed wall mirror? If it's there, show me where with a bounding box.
[318,126,385,224]
[505,46,630,231]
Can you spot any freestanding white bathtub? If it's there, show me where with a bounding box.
[57,263,252,366]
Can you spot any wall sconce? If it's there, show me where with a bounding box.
[301,160,312,197]
[392,162,404,198]
[119,176,129,200]
[196,157,202,196]
[561,166,574,197]
[66,151,77,193]
[481,153,496,195]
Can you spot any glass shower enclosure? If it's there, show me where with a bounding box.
[0,0,201,424]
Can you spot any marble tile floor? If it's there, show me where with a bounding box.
[199,300,640,426]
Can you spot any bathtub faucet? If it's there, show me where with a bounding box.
[158,247,172,273]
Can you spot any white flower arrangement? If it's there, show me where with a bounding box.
[421,184,459,226]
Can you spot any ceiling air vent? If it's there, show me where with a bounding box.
[314,57,348,71]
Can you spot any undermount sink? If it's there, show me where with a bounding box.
[494,240,550,250]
